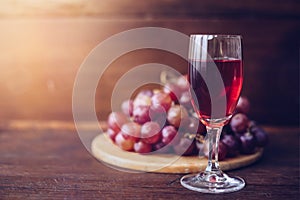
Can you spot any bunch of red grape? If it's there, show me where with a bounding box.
[105,75,268,160]
[199,96,269,160]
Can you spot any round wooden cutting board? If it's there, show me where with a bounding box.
[92,134,263,173]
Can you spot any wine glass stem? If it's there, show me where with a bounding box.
[205,126,223,173]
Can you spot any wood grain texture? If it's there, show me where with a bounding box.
[91,133,263,173]
[0,122,299,199]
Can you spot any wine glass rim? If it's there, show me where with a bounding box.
[190,34,242,38]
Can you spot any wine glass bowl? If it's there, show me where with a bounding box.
[180,34,245,193]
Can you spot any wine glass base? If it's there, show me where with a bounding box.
[180,172,245,194]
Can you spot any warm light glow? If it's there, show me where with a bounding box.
[0,0,119,120]
[0,0,105,17]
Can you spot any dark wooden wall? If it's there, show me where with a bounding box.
[0,0,299,125]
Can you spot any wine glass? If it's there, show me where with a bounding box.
[180,34,245,193]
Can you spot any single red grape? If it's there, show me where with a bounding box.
[121,122,141,142]
[107,112,128,133]
[167,105,188,128]
[149,105,168,127]
[140,122,162,144]
[106,128,118,142]
[121,99,133,117]
[230,113,249,134]
[115,132,135,151]
[250,126,268,147]
[162,125,177,145]
[236,96,250,114]
[133,94,152,109]
[151,91,172,112]
[221,134,241,157]
[163,82,181,102]
[133,105,151,124]
[134,141,152,153]
[239,132,256,154]
[179,91,193,109]
[177,75,189,92]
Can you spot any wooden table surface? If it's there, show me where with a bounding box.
[0,121,299,199]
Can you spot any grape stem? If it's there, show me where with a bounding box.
[205,126,223,173]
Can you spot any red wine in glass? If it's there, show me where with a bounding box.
[180,34,245,194]
[188,58,243,122]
